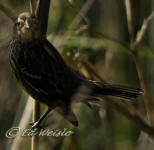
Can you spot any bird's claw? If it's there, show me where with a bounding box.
[29,121,43,130]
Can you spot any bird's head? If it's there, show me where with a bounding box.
[13,12,40,42]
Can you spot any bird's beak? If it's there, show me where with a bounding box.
[24,20,30,29]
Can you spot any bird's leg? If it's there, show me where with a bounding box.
[29,107,52,129]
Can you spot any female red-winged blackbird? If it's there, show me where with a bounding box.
[9,12,143,127]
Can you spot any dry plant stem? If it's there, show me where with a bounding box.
[125,0,134,44]
[30,0,35,16]
[0,4,16,21]
[31,100,40,150]
[66,0,90,28]
[134,11,154,50]
[133,35,152,125]
[31,0,51,150]
[81,60,108,83]
[35,0,40,16]
[132,45,152,125]
[132,53,152,125]
[132,12,154,125]
[31,0,40,149]
[80,64,93,79]
[75,54,108,83]
[125,0,152,125]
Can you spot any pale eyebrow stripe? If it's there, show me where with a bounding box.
[17,18,24,23]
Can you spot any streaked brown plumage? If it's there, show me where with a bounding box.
[9,12,143,127]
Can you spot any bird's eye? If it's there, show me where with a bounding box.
[15,19,25,27]
[15,22,20,26]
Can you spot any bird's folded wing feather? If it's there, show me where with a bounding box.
[19,40,67,96]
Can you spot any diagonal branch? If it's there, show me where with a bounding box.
[134,11,154,50]
[0,4,16,21]
[55,0,95,49]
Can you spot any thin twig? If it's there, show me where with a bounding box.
[31,0,40,149]
[66,0,90,28]
[31,100,40,150]
[74,52,108,83]
[125,0,134,44]
[55,0,95,49]
[134,11,154,50]
[95,31,129,50]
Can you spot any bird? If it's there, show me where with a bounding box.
[9,12,143,128]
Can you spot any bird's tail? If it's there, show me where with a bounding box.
[90,81,143,99]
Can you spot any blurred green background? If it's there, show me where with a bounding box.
[0,0,154,150]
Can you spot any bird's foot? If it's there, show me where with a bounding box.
[29,121,43,130]
[28,108,52,130]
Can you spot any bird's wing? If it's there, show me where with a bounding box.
[20,72,65,96]
[18,40,67,96]
[42,38,66,66]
